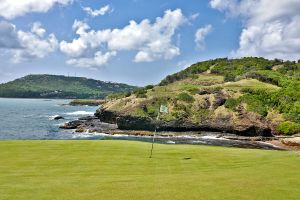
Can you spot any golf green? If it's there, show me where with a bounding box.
[0,140,299,200]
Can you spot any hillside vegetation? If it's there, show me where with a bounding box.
[101,57,300,135]
[0,74,137,99]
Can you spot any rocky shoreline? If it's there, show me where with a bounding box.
[59,110,300,151]
[95,108,273,137]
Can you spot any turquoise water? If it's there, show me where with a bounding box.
[0,98,97,139]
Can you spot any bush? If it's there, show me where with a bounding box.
[134,88,147,98]
[276,121,300,135]
[106,93,126,99]
[144,85,154,90]
[188,74,198,79]
[136,93,147,98]
[240,94,268,116]
[125,92,131,97]
[177,92,195,103]
[187,88,199,95]
[224,98,240,110]
[224,73,236,82]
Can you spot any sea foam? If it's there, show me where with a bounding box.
[65,111,94,116]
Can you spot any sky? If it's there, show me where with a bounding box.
[0,0,299,86]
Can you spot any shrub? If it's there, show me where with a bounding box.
[177,92,195,103]
[106,93,125,99]
[144,85,154,90]
[240,94,268,116]
[187,88,199,95]
[125,92,131,97]
[276,121,300,135]
[134,88,147,98]
[136,93,147,98]
[224,98,240,110]
[224,73,236,82]
[188,74,198,79]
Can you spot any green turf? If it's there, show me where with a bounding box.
[0,140,299,200]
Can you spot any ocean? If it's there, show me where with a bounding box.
[0,98,97,140]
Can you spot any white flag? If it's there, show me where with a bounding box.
[159,105,168,113]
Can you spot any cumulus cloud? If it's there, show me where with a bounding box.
[60,9,186,68]
[0,0,73,19]
[195,25,212,50]
[0,21,58,63]
[13,28,58,63]
[0,21,20,48]
[210,0,239,16]
[66,51,117,69]
[210,0,300,60]
[83,5,112,17]
[31,22,46,37]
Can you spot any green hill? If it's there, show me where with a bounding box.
[97,57,300,136]
[0,74,137,99]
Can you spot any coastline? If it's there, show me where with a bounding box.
[60,116,300,151]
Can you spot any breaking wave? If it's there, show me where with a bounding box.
[65,111,94,116]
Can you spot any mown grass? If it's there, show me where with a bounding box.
[147,74,224,98]
[223,79,280,91]
[0,140,299,200]
[69,99,104,105]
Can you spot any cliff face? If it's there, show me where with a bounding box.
[95,107,273,137]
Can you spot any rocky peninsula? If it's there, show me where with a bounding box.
[61,58,300,150]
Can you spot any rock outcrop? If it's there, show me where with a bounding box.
[95,108,273,137]
[59,116,118,132]
[53,115,64,120]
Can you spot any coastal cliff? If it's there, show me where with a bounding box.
[62,57,300,137]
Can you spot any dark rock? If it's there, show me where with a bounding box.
[95,108,273,137]
[95,108,119,124]
[81,118,118,131]
[198,90,209,95]
[96,108,155,131]
[141,105,148,112]
[54,116,64,120]
[59,120,83,129]
[78,116,98,121]
[212,94,226,108]
[59,115,118,132]
[232,126,272,137]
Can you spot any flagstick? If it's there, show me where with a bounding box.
[149,111,160,158]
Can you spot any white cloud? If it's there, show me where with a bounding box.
[189,13,200,21]
[0,21,58,63]
[83,5,112,17]
[0,0,73,19]
[66,51,117,69]
[134,51,153,62]
[60,9,186,68]
[195,25,212,50]
[176,60,196,69]
[31,22,46,37]
[210,0,239,16]
[0,21,20,48]
[13,28,58,63]
[210,0,300,60]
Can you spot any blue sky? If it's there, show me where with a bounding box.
[0,0,299,86]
